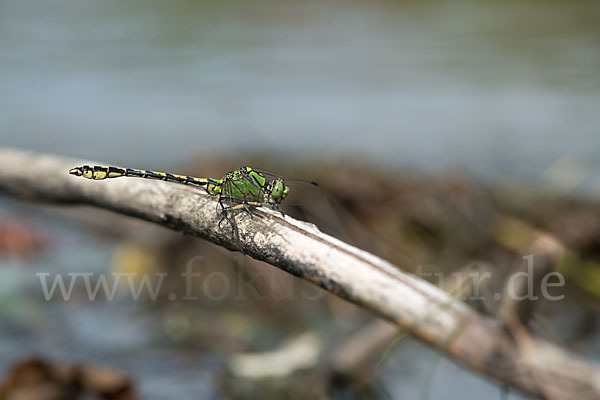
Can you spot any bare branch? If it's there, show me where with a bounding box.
[0,148,599,399]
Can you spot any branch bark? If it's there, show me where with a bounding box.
[0,148,598,399]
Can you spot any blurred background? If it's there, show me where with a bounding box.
[1,0,599,398]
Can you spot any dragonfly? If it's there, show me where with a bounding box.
[68,165,291,215]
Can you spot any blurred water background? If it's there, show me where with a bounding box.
[2,0,599,186]
[1,0,599,398]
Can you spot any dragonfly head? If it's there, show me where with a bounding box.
[270,178,289,204]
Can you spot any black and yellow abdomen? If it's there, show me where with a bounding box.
[68,165,217,189]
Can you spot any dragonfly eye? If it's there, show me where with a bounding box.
[271,179,288,202]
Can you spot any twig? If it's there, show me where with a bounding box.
[0,148,599,399]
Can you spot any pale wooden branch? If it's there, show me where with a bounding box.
[1,148,599,399]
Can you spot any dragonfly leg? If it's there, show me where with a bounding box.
[223,202,263,212]
[216,194,246,252]
[241,194,255,215]
[274,205,285,218]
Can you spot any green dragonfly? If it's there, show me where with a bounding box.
[68,165,291,215]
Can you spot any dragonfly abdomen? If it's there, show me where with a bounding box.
[68,165,211,188]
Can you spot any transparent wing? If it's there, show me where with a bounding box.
[252,168,319,188]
